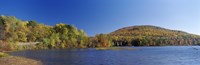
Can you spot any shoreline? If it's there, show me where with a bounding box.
[0,56,42,65]
[0,52,42,65]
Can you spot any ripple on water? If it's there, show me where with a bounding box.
[9,46,200,65]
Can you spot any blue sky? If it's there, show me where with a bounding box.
[0,0,199,36]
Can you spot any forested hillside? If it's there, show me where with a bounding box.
[0,15,89,51]
[110,25,200,46]
[0,15,200,51]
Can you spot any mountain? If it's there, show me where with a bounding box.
[109,25,200,46]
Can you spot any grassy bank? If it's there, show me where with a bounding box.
[0,52,9,58]
[0,52,42,65]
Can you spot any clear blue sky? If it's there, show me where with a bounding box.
[0,0,199,36]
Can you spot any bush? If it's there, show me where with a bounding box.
[0,40,13,51]
[0,52,9,58]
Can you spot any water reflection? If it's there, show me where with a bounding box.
[9,46,200,65]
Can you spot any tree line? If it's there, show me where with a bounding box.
[0,16,200,51]
[0,16,112,51]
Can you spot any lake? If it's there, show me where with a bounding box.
[9,46,200,65]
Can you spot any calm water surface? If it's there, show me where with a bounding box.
[9,46,200,65]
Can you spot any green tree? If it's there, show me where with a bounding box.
[27,20,38,27]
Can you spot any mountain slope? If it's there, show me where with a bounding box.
[109,25,200,46]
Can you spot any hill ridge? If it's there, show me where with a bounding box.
[109,25,200,46]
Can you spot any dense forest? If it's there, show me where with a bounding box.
[0,15,200,51]
[110,25,200,46]
[0,16,88,51]
[0,15,113,51]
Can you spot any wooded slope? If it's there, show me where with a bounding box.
[110,25,200,46]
